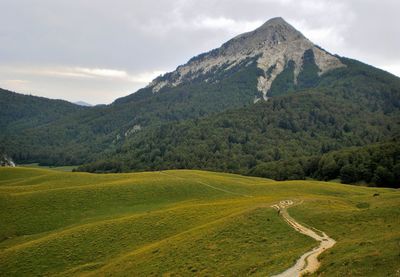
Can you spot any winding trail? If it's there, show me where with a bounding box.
[271,200,336,277]
[160,171,253,198]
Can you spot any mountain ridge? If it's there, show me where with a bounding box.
[146,17,344,100]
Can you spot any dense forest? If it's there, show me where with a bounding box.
[249,141,400,188]
[78,141,400,188]
[75,59,400,188]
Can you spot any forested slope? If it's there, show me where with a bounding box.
[77,59,400,185]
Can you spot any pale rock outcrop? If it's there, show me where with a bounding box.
[147,17,345,99]
[0,154,16,167]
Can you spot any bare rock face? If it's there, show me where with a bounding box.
[0,154,15,167]
[148,17,345,99]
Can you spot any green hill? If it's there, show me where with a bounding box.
[0,168,399,276]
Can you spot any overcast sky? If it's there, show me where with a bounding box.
[1,0,399,104]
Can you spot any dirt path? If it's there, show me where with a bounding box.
[159,171,253,198]
[271,200,336,277]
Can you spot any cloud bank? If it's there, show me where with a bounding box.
[0,0,399,104]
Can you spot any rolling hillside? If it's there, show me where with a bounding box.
[0,167,399,276]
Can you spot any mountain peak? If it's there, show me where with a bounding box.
[224,17,305,52]
[74,101,92,107]
[257,17,305,39]
[148,17,345,99]
[260,16,289,27]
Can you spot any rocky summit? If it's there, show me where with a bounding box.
[148,17,344,100]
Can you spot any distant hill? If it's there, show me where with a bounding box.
[73,101,93,107]
[0,88,86,133]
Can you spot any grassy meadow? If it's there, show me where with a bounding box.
[0,167,399,276]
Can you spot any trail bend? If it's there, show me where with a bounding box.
[271,200,336,277]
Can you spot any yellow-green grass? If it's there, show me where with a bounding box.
[0,167,398,276]
[291,194,400,276]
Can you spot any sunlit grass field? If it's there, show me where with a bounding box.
[0,167,399,276]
